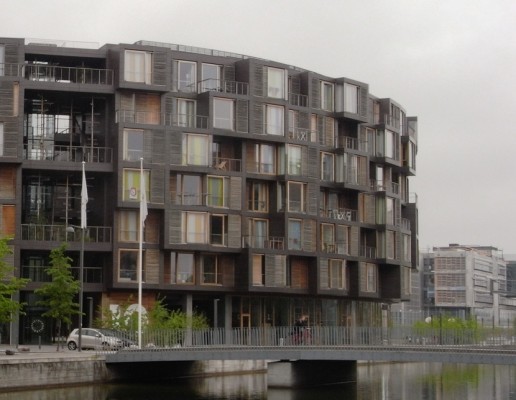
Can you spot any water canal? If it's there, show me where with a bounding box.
[1,362,515,399]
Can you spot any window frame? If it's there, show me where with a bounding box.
[177,174,203,205]
[267,67,286,99]
[120,210,139,242]
[177,60,197,92]
[123,128,144,161]
[288,218,302,250]
[248,181,269,212]
[321,81,334,111]
[177,98,196,128]
[210,214,228,246]
[182,133,210,166]
[171,252,195,284]
[201,254,223,285]
[329,259,347,289]
[207,175,229,207]
[321,152,334,181]
[213,98,235,130]
[287,181,306,213]
[182,211,208,244]
[119,249,143,282]
[265,104,284,135]
[344,83,359,114]
[287,145,302,175]
[124,50,152,84]
[201,63,222,92]
[123,168,150,202]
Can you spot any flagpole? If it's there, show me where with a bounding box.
[79,161,88,352]
[138,158,143,349]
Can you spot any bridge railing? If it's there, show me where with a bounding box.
[106,325,516,352]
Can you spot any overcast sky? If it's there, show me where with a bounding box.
[2,0,516,252]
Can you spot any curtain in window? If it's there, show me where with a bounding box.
[177,99,195,127]
[288,219,302,250]
[251,219,267,247]
[267,67,284,99]
[178,61,196,92]
[124,50,151,84]
[120,211,138,241]
[344,83,358,114]
[186,213,206,243]
[208,177,224,207]
[288,146,302,175]
[186,135,208,166]
[266,105,284,135]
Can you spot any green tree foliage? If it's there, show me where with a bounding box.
[0,236,29,323]
[35,244,81,350]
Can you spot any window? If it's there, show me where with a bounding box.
[249,218,268,248]
[123,129,144,161]
[213,98,234,130]
[386,197,395,225]
[202,254,222,284]
[120,92,160,124]
[288,182,306,212]
[337,225,350,255]
[124,50,152,84]
[248,181,268,212]
[183,212,208,243]
[321,223,335,252]
[321,152,334,181]
[202,63,221,91]
[344,83,359,114]
[177,99,196,127]
[252,254,265,286]
[254,143,276,174]
[329,259,346,289]
[177,61,196,92]
[265,105,284,135]
[177,174,202,205]
[287,145,302,175]
[267,67,286,99]
[288,110,298,137]
[119,250,141,281]
[120,211,138,242]
[123,169,150,201]
[321,81,334,111]
[210,214,227,245]
[207,176,228,207]
[171,252,194,284]
[182,134,210,166]
[0,123,3,156]
[0,46,4,76]
[288,219,302,250]
[385,130,395,159]
[361,263,377,293]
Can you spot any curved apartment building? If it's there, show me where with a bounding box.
[0,38,418,344]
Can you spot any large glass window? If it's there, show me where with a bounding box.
[252,254,265,286]
[249,218,268,248]
[210,214,227,245]
[321,81,334,111]
[321,152,334,181]
[182,134,209,166]
[207,176,228,207]
[321,223,335,252]
[265,105,284,135]
[123,129,144,161]
[344,83,359,114]
[171,252,194,284]
[202,254,222,284]
[177,174,202,205]
[386,197,395,225]
[254,143,276,174]
[248,181,268,212]
[288,219,302,250]
[177,99,196,127]
[183,212,208,243]
[287,145,302,175]
[329,259,346,289]
[202,63,221,91]
[120,211,138,242]
[178,61,196,92]
[385,130,396,159]
[267,67,286,99]
[288,182,306,213]
[124,50,152,84]
[119,250,143,282]
[123,169,150,201]
[288,110,299,138]
[213,98,234,130]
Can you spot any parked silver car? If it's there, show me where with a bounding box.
[66,328,124,351]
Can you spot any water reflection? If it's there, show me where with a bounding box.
[1,363,515,399]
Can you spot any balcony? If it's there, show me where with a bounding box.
[322,241,349,255]
[242,236,285,250]
[360,246,377,259]
[164,113,209,129]
[20,63,113,85]
[196,79,249,95]
[288,93,308,107]
[24,144,113,163]
[211,157,242,172]
[288,127,314,142]
[22,265,103,283]
[116,110,161,125]
[21,224,112,243]
[320,208,357,222]
[337,136,368,152]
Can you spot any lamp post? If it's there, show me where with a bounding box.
[66,225,84,352]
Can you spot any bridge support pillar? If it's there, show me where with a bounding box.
[267,360,356,388]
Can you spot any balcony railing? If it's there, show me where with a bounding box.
[319,208,357,222]
[400,218,411,230]
[24,144,113,163]
[322,242,349,255]
[21,224,112,243]
[360,246,377,259]
[288,127,314,142]
[22,265,103,283]
[164,113,209,129]
[242,236,285,250]
[337,136,369,152]
[288,93,308,107]
[116,110,161,125]
[22,63,113,85]
[196,79,249,95]
[212,157,242,172]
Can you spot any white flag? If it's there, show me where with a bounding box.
[140,171,148,227]
[81,162,88,229]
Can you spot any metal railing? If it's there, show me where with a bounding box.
[164,113,209,129]
[319,208,357,222]
[21,224,112,243]
[196,79,249,95]
[22,265,103,283]
[288,93,308,107]
[24,144,112,163]
[116,110,161,125]
[22,64,113,85]
[211,157,242,172]
[242,235,285,250]
[360,246,377,259]
[288,127,314,142]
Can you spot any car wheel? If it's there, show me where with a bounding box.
[67,341,77,351]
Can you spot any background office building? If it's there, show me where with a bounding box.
[0,38,418,344]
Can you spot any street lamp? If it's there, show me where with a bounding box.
[66,225,84,352]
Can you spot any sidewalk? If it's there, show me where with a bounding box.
[0,344,102,361]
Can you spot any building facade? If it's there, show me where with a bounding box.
[0,38,418,345]
[422,244,516,327]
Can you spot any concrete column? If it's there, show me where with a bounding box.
[268,360,357,388]
[184,294,193,346]
[224,295,232,345]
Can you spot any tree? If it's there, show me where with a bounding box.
[35,243,81,351]
[0,236,29,323]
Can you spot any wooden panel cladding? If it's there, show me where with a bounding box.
[168,210,182,244]
[311,78,320,109]
[1,205,15,236]
[307,183,318,216]
[319,258,329,289]
[252,103,263,135]
[0,81,13,116]
[236,99,249,133]
[227,214,241,248]
[306,147,319,179]
[223,65,236,83]
[169,131,182,165]
[359,193,376,224]
[290,75,301,95]
[150,129,165,164]
[2,119,18,157]
[150,167,165,204]
[323,117,335,147]
[144,212,160,244]
[220,254,235,287]
[265,254,286,287]
[144,248,160,284]
[302,219,316,253]
[229,176,242,211]
[169,174,177,205]
[359,86,368,118]
[0,166,15,199]
[253,64,264,97]
[290,258,308,289]
[350,226,360,257]
[4,43,20,64]
[245,142,255,172]
[152,51,167,86]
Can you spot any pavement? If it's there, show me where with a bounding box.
[0,345,103,361]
